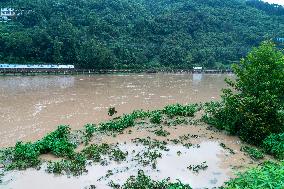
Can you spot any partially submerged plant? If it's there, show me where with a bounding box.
[46,153,87,176]
[187,161,208,173]
[220,143,235,154]
[153,128,170,137]
[108,107,118,116]
[163,104,198,118]
[150,111,162,124]
[82,124,96,145]
[241,146,264,160]
[117,170,192,189]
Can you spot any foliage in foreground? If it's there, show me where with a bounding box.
[262,132,284,160]
[240,146,264,160]
[116,170,192,189]
[203,42,284,145]
[223,161,284,189]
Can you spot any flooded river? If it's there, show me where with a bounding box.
[0,73,233,147]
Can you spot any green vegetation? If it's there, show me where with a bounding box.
[203,42,284,145]
[132,137,169,168]
[240,146,264,160]
[153,128,170,137]
[82,143,111,162]
[163,104,198,118]
[4,142,40,170]
[35,125,77,158]
[3,125,77,171]
[1,0,284,69]
[262,133,284,160]
[82,124,96,145]
[223,161,284,189]
[1,41,284,187]
[116,170,192,189]
[46,153,87,176]
[0,103,198,176]
[201,42,284,188]
[150,111,162,124]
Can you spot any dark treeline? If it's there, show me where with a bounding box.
[0,0,284,69]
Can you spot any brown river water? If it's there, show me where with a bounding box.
[0,73,233,147]
[0,73,268,189]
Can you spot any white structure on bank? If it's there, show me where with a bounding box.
[0,64,75,69]
[0,8,15,21]
[193,67,203,70]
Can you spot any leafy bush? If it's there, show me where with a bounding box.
[120,170,192,189]
[202,101,240,133]
[35,125,76,158]
[223,161,284,188]
[99,114,136,132]
[240,146,264,160]
[150,111,162,124]
[262,133,284,159]
[203,42,284,145]
[5,142,40,170]
[163,104,198,118]
[83,124,96,145]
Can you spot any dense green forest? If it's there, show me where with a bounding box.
[0,0,284,69]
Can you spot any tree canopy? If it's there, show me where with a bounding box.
[0,0,284,69]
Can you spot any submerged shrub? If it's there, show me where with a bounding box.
[150,111,162,124]
[153,128,170,137]
[6,142,40,170]
[82,124,96,145]
[240,146,264,160]
[262,133,284,159]
[46,153,87,176]
[223,161,284,188]
[35,125,76,158]
[82,143,110,162]
[163,104,198,118]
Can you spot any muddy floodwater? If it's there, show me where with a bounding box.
[0,73,233,147]
[1,73,269,189]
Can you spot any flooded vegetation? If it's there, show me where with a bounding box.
[0,106,264,189]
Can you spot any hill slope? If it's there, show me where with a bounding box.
[0,0,284,69]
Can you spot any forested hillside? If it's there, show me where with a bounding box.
[0,0,284,69]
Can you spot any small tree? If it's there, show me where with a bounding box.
[205,41,284,145]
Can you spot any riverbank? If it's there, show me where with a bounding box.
[0,68,233,76]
